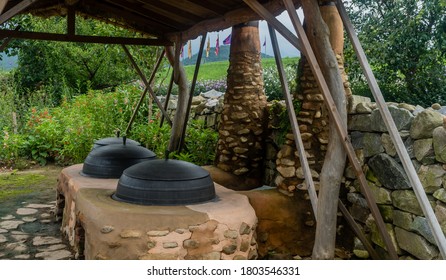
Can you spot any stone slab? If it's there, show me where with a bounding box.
[16,208,38,215]
[0,220,24,230]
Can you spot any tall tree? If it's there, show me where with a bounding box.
[345,0,446,107]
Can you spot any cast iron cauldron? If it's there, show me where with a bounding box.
[81,138,156,178]
[113,159,216,205]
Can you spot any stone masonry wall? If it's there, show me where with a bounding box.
[345,97,446,259]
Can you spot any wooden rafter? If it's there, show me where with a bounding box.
[0,29,171,45]
[0,0,38,24]
[66,4,75,35]
[0,0,8,14]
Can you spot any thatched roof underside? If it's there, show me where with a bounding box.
[2,0,302,42]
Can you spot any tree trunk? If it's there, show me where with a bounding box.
[214,21,268,189]
[300,0,347,259]
[165,44,189,153]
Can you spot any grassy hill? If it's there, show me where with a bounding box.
[182,45,273,66]
[181,56,299,81]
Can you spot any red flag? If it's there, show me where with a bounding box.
[223,34,231,45]
[215,34,220,56]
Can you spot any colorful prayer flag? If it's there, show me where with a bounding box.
[215,34,220,56]
[206,37,210,58]
[223,34,231,45]
[187,40,192,59]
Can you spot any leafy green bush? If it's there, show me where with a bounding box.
[1,85,218,167]
[263,61,298,101]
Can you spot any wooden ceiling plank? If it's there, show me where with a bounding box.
[104,0,185,30]
[155,0,219,17]
[81,0,173,36]
[135,0,204,22]
[0,0,39,24]
[0,28,172,45]
[182,0,228,15]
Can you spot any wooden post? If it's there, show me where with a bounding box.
[160,70,175,127]
[165,41,189,152]
[0,0,39,24]
[178,33,207,152]
[336,0,446,258]
[122,45,172,132]
[270,21,380,259]
[268,23,318,218]
[280,0,397,259]
[67,4,75,36]
[12,112,17,134]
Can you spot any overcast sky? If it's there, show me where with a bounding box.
[186,9,304,58]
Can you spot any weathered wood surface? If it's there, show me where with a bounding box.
[268,23,318,217]
[297,0,347,260]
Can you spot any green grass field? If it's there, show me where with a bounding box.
[160,57,299,82]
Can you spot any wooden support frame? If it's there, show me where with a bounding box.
[283,0,397,259]
[0,29,171,45]
[0,0,8,14]
[336,0,446,258]
[122,45,172,130]
[268,23,318,217]
[0,0,38,24]
[66,4,76,36]
[0,25,19,52]
[178,33,207,152]
[269,21,380,260]
[160,70,175,127]
[244,0,398,258]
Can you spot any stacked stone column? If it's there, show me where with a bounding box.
[273,54,352,195]
[216,52,267,178]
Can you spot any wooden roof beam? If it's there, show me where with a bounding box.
[0,0,8,14]
[0,0,39,24]
[170,0,300,41]
[0,29,172,45]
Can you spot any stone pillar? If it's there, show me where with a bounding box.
[274,3,352,194]
[215,21,268,188]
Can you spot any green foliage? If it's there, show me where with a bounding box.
[1,85,218,167]
[263,59,299,101]
[181,120,218,166]
[345,0,446,107]
[268,99,301,146]
[0,72,17,130]
[7,15,160,107]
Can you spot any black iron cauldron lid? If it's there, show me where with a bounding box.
[94,136,140,147]
[123,159,209,181]
[81,144,156,178]
[112,159,216,205]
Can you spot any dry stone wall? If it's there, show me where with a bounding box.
[345,98,446,260]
